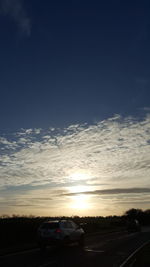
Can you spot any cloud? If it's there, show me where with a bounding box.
[63,187,150,196]
[0,0,31,36]
[0,113,150,189]
[0,113,150,215]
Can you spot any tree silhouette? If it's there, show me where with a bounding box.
[124,208,143,220]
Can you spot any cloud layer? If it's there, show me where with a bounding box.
[0,113,150,215]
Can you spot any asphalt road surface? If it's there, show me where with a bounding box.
[1,227,150,267]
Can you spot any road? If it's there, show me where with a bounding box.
[1,227,150,267]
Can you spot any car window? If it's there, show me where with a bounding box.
[66,221,74,229]
[71,221,78,229]
[41,222,59,229]
[61,222,67,228]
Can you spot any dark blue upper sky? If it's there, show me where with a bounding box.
[0,0,150,132]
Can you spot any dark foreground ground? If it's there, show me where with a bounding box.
[130,242,150,267]
[1,227,150,267]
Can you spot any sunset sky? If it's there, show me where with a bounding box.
[0,0,150,216]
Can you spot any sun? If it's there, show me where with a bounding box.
[66,170,93,212]
[70,194,90,210]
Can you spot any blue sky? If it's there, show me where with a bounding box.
[0,0,150,216]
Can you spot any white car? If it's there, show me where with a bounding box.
[37,220,85,250]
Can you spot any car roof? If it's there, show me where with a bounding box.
[42,219,72,223]
[43,220,59,223]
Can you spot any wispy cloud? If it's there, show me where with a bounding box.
[0,0,31,36]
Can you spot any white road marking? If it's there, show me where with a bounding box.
[119,240,150,267]
[84,248,104,253]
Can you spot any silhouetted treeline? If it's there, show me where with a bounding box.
[0,209,150,250]
[123,208,150,224]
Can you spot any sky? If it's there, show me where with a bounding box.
[0,0,150,217]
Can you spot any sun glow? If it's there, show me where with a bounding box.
[70,194,90,210]
[68,170,91,181]
[69,185,90,193]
